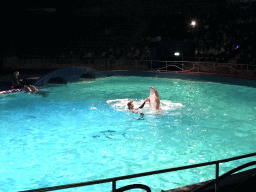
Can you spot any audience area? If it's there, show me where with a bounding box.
[3,1,256,69]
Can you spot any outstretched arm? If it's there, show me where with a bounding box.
[138,97,150,109]
[144,97,150,102]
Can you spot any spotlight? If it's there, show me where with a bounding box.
[174,52,180,56]
[191,20,196,28]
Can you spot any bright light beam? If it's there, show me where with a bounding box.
[191,20,196,27]
[174,52,180,56]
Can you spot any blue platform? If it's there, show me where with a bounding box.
[34,67,106,87]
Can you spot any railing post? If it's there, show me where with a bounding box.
[215,163,219,192]
[166,61,167,72]
[151,60,152,71]
[112,180,116,192]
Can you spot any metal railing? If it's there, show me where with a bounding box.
[185,61,256,78]
[3,58,256,78]
[20,152,256,192]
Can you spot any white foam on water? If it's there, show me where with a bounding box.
[106,98,130,112]
[106,99,183,113]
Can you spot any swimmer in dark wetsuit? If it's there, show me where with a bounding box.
[127,98,150,117]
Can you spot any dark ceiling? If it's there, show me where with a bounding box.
[5,0,227,18]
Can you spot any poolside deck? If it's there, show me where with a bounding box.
[1,67,256,92]
[0,71,45,91]
[163,168,256,192]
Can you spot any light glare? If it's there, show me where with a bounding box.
[174,52,180,56]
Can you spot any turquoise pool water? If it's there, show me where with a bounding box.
[0,76,256,191]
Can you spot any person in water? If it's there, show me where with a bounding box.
[127,86,161,111]
[127,98,150,114]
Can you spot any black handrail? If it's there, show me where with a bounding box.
[116,184,151,192]
[19,152,256,192]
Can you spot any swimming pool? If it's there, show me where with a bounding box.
[0,76,256,191]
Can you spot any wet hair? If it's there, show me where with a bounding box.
[127,101,133,109]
